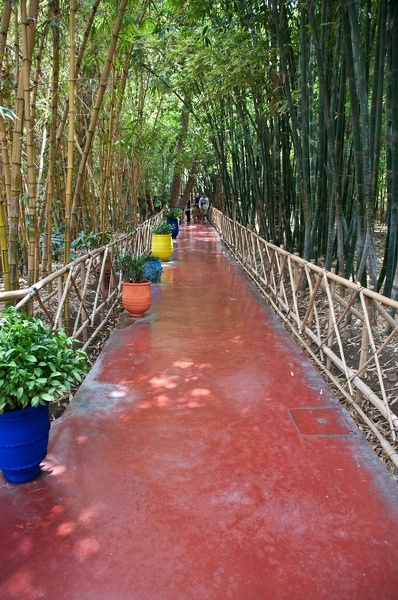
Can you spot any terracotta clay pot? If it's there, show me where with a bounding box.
[122,281,151,317]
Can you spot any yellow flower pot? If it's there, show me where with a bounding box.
[151,233,173,261]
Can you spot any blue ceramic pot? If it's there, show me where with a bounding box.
[143,259,162,283]
[0,403,50,483]
[166,217,179,239]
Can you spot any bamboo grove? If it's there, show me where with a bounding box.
[0,1,397,300]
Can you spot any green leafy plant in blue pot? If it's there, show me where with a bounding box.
[142,253,163,283]
[0,307,89,483]
[166,207,182,239]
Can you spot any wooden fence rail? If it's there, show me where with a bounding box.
[0,213,164,352]
[211,208,398,469]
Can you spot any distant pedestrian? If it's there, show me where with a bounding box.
[185,199,191,224]
[199,192,209,224]
[193,193,201,223]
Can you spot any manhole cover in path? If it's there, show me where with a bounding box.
[289,407,355,436]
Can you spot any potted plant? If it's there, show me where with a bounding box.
[151,222,174,261]
[0,307,89,484]
[115,252,152,317]
[166,207,182,239]
[142,253,163,283]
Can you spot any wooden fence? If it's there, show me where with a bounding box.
[0,212,163,352]
[2,207,397,468]
[211,208,398,469]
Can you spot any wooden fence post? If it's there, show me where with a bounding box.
[80,261,88,343]
[356,289,372,404]
[326,269,336,371]
[57,276,63,328]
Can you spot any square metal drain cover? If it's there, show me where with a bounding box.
[289,407,354,436]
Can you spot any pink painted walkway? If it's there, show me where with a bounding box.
[1,224,398,600]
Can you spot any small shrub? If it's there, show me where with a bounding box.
[0,307,89,414]
[71,230,111,251]
[114,252,148,283]
[152,222,174,235]
[166,207,182,219]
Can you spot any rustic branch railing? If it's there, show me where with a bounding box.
[211,208,398,469]
[0,213,164,352]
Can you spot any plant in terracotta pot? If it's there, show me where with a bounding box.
[166,207,182,239]
[115,252,152,317]
[0,307,89,484]
[151,222,174,261]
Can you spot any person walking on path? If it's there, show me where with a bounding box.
[193,193,201,223]
[184,199,191,224]
[199,192,209,224]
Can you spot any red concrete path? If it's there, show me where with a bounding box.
[1,224,398,600]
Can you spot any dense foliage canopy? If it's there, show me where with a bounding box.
[0,0,397,299]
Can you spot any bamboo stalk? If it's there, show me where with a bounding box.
[70,0,128,232]
[64,0,76,267]
[21,0,39,287]
[0,3,12,291]
[0,192,10,290]
[9,1,25,289]
[41,0,59,280]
